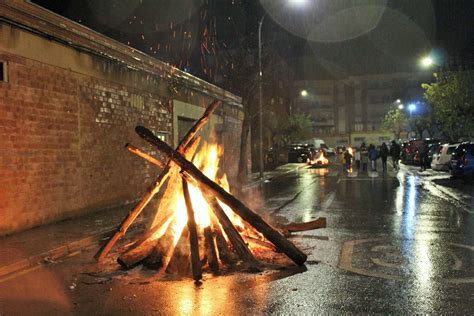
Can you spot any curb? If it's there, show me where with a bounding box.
[0,219,146,280]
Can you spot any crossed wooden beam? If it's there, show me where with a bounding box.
[95,100,307,280]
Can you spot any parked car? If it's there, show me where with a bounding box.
[266,146,288,166]
[402,139,423,164]
[301,139,335,156]
[431,143,459,171]
[321,144,336,156]
[403,139,440,165]
[287,144,313,163]
[450,142,474,179]
[414,142,441,167]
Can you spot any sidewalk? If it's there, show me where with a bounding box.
[0,163,308,280]
[400,164,474,211]
[0,204,151,281]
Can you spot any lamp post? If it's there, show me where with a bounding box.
[258,2,306,179]
[258,15,265,179]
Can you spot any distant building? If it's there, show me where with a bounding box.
[293,71,432,147]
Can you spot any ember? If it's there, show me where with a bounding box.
[94,100,320,281]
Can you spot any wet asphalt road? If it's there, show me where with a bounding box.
[1,161,474,315]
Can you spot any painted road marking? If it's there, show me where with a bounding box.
[321,192,336,210]
[339,238,474,283]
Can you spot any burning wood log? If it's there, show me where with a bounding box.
[177,99,221,149]
[127,212,173,250]
[116,213,174,269]
[200,189,259,267]
[144,231,175,270]
[204,227,219,273]
[166,228,191,275]
[213,224,237,265]
[126,143,166,169]
[182,178,203,281]
[151,137,201,230]
[95,167,170,262]
[245,236,278,252]
[117,238,157,269]
[135,126,308,266]
[113,140,200,267]
[95,99,220,262]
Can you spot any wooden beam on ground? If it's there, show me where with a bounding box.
[280,217,327,236]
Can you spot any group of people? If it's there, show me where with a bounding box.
[343,141,401,173]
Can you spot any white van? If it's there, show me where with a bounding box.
[431,143,459,171]
[301,139,334,156]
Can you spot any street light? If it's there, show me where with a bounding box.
[289,0,308,5]
[396,99,401,104]
[398,104,404,110]
[420,56,433,68]
[258,1,306,179]
[301,90,308,97]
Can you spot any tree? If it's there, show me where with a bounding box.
[408,113,437,139]
[381,108,407,139]
[422,71,474,142]
[214,2,297,180]
[282,113,313,143]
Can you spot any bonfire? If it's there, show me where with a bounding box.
[95,100,325,281]
[310,151,330,167]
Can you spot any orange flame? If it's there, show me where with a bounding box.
[311,151,329,165]
[151,141,262,264]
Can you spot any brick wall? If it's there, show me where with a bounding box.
[0,53,174,234]
[0,10,244,235]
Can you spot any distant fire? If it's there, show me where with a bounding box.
[310,151,329,166]
[346,147,354,173]
[347,147,353,156]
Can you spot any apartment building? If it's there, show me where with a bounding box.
[293,71,432,147]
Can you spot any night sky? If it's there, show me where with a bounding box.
[32,0,473,82]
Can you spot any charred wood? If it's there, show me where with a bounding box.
[204,227,219,273]
[182,178,203,281]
